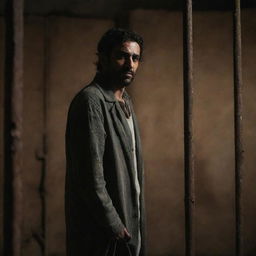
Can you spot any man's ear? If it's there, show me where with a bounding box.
[97,53,109,72]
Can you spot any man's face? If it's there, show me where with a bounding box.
[103,41,141,87]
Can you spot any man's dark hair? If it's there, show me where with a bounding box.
[96,28,144,71]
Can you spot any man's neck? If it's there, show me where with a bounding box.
[95,72,126,102]
[114,87,125,103]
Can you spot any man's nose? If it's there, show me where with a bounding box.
[125,56,134,69]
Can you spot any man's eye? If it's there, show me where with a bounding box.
[133,56,140,62]
[116,53,125,59]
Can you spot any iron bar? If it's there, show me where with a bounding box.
[183,0,195,255]
[233,0,244,255]
[4,0,24,255]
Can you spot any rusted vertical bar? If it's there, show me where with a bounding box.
[183,0,195,255]
[233,0,244,255]
[4,0,24,255]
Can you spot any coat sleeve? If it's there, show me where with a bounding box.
[67,93,125,236]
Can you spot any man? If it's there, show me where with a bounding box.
[65,28,145,256]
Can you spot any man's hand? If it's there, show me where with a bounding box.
[116,227,131,242]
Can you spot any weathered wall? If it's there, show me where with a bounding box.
[242,9,256,255]
[22,17,46,255]
[0,9,256,256]
[193,11,235,256]
[130,11,185,256]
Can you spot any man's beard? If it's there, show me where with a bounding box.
[122,75,134,86]
[114,68,135,87]
[102,66,136,88]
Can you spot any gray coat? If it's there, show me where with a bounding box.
[65,79,146,256]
